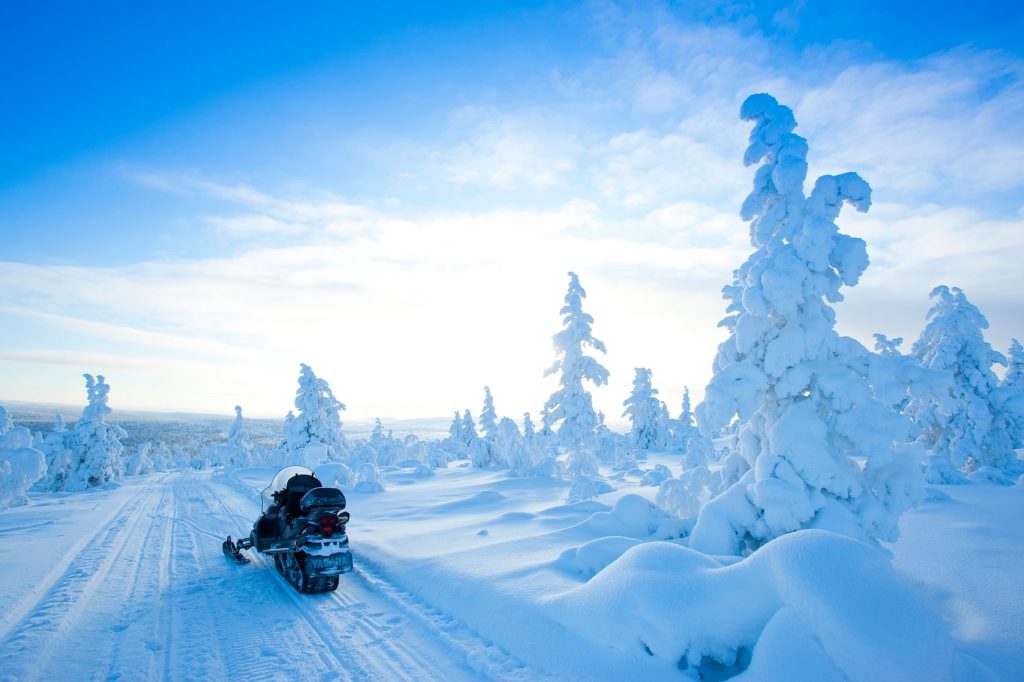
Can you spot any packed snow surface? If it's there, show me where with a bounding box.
[0,457,1020,680]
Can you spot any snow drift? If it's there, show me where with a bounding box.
[549,529,986,681]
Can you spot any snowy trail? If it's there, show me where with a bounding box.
[0,471,525,681]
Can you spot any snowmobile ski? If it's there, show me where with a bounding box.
[222,536,251,564]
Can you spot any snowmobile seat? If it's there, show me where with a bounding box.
[299,487,347,514]
[283,473,322,517]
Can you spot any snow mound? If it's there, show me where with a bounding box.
[432,490,506,512]
[549,529,977,681]
[566,475,612,502]
[967,466,1015,485]
[353,461,385,493]
[539,499,611,516]
[314,462,354,488]
[567,536,643,578]
[572,493,670,538]
[0,446,47,509]
[639,464,671,486]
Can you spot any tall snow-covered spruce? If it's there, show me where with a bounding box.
[690,94,923,555]
[479,386,498,440]
[622,368,664,451]
[543,272,609,451]
[281,364,347,466]
[1003,339,1024,448]
[908,286,1020,475]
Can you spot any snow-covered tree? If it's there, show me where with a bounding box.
[868,332,953,446]
[499,417,534,476]
[1002,339,1024,448]
[480,387,498,440]
[227,405,247,447]
[873,334,903,359]
[537,404,551,433]
[281,364,346,466]
[680,388,694,428]
[622,368,665,450]
[448,411,463,442]
[469,393,505,468]
[690,94,923,555]
[208,405,251,469]
[1005,339,1024,389]
[125,442,155,477]
[522,412,536,441]
[38,413,73,490]
[0,411,46,509]
[62,374,128,491]
[460,410,477,446]
[170,444,190,470]
[667,387,715,467]
[544,272,610,450]
[150,441,173,471]
[907,286,1019,474]
[370,418,386,444]
[657,465,723,520]
[367,421,404,467]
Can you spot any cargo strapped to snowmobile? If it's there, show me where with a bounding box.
[299,487,347,514]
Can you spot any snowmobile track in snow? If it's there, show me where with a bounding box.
[0,470,544,681]
[211,470,546,681]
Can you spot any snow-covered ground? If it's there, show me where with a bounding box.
[0,459,1020,680]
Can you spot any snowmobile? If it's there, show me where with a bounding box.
[223,465,354,593]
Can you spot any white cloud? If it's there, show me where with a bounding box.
[6,2,1024,419]
[0,179,744,418]
[797,49,1024,202]
[430,106,579,190]
[204,214,307,237]
[126,169,382,239]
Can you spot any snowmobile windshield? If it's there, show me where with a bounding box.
[261,466,317,512]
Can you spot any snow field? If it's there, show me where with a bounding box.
[0,470,538,681]
[0,454,1020,680]
[232,458,1017,680]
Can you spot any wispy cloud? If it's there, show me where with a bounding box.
[204,214,308,237]
[431,106,580,190]
[0,349,220,375]
[5,2,1023,418]
[126,169,383,239]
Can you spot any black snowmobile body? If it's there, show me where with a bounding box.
[224,465,354,593]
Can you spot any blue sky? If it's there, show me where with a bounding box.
[2,1,1023,421]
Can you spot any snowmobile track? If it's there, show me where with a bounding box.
[213,474,457,680]
[211,469,547,681]
[0,475,162,646]
[0,481,166,680]
[0,470,546,680]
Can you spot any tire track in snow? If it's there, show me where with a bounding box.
[157,474,177,682]
[97,483,175,682]
[0,477,158,645]
[349,558,551,681]
[206,474,366,681]
[212,470,544,681]
[0,481,165,680]
[1,470,548,681]
[212,471,455,680]
[176,471,350,682]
